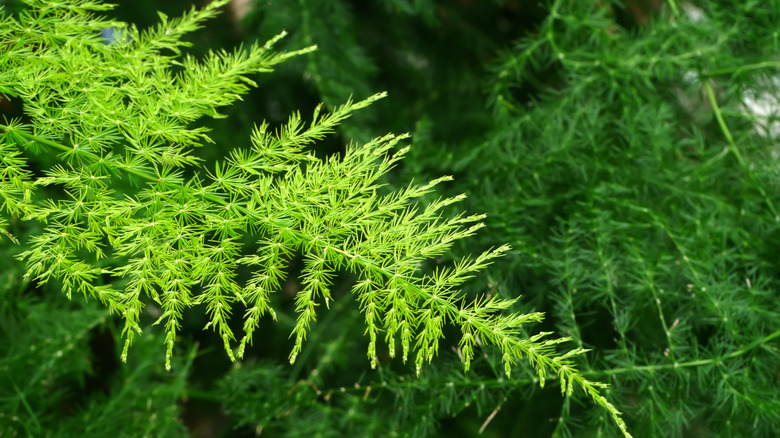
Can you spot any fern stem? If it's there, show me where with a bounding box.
[702,80,778,217]
[703,81,743,166]
[589,328,780,378]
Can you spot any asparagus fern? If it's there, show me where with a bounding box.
[0,1,632,436]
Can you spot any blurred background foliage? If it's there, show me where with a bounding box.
[2,0,780,437]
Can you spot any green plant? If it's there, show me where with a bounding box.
[0,0,632,436]
[239,0,780,436]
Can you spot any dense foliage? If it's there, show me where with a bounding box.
[2,0,779,437]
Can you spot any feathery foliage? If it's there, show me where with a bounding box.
[237,0,780,436]
[0,0,632,436]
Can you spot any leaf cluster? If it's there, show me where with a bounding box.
[0,1,631,437]
[240,0,780,436]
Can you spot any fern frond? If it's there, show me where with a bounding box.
[0,1,631,435]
